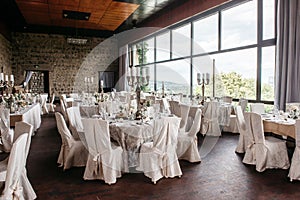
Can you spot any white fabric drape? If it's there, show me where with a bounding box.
[288,119,300,181]
[275,0,300,110]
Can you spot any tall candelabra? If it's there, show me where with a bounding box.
[127,66,150,119]
[84,76,93,95]
[0,73,14,96]
[197,72,210,105]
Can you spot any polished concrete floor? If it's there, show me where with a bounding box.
[10,112,300,199]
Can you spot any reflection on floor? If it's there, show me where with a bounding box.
[4,111,300,200]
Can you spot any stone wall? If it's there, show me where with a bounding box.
[11,32,118,95]
[0,34,12,75]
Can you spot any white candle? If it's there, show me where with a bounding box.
[87,77,90,83]
[10,75,14,82]
[131,67,135,77]
[84,77,87,83]
[142,68,145,77]
[136,67,139,77]
[91,77,94,83]
[128,67,132,76]
[206,73,210,80]
[0,73,3,81]
[5,75,8,82]
[146,67,150,76]
[100,80,104,87]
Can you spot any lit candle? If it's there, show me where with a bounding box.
[5,75,8,82]
[10,75,14,82]
[100,80,104,87]
[0,73,3,81]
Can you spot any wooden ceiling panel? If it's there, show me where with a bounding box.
[107,1,139,14]
[16,1,49,13]
[79,0,112,10]
[16,0,140,31]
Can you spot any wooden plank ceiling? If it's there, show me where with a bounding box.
[15,0,140,31]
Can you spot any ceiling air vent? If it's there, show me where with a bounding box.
[63,10,91,21]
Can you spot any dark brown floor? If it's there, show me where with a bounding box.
[8,112,300,199]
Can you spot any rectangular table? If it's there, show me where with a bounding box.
[263,119,295,139]
[10,103,42,131]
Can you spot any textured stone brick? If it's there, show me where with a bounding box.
[10,32,118,95]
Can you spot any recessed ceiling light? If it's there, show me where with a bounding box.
[62,10,91,21]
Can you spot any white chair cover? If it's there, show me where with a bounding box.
[0,106,14,152]
[202,102,221,136]
[46,93,56,112]
[55,112,88,170]
[81,118,123,185]
[66,107,83,140]
[137,117,182,184]
[0,122,36,200]
[250,103,265,114]
[168,100,181,117]
[242,112,290,172]
[60,98,69,124]
[288,119,300,181]
[176,109,202,162]
[234,107,252,153]
[223,98,248,133]
[221,96,233,103]
[40,94,48,115]
[179,104,190,133]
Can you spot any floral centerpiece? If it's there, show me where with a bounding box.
[288,105,299,119]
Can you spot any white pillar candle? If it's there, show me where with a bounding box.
[87,77,90,83]
[0,73,3,81]
[10,75,14,82]
[84,77,87,83]
[197,73,201,80]
[136,67,139,77]
[206,73,210,80]
[91,77,94,83]
[5,75,8,82]
[100,80,104,86]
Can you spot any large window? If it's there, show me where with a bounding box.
[172,24,191,58]
[128,0,276,103]
[221,0,257,49]
[193,14,218,54]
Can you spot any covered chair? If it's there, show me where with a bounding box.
[137,117,181,184]
[81,118,123,185]
[0,106,14,152]
[201,101,221,136]
[40,94,49,115]
[179,104,190,133]
[176,109,202,162]
[223,98,248,133]
[46,93,56,112]
[66,107,83,140]
[234,106,252,153]
[288,119,300,181]
[0,121,36,200]
[168,100,181,117]
[250,103,265,114]
[242,112,290,172]
[60,98,69,124]
[55,112,88,170]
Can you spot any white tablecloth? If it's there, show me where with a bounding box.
[10,103,42,132]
